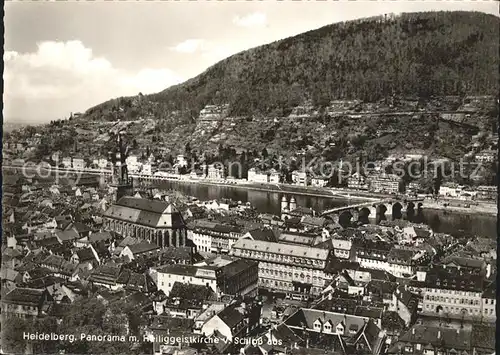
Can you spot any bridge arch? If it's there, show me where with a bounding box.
[392,202,403,220]
[358,207,370,224]
[376,204,387,222]
[338,211,353,228]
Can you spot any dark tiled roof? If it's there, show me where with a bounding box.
[217,304,246,328]
[248,228,278,242]
[2,287,46,306]
[218,259,257,279]
[127,241,160,255]
[471,324,495,351]
[55,229,80,242]
[116,196,170,214]
[70,222,92,234]
[89,231,114,243]
[425,267,483,292]
[103,197,185,228]
[169,282,215,301]
[388,325,472,353]
[89,265,122,284]
[75,248,96,262]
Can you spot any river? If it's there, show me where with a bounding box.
[153,180,497,239]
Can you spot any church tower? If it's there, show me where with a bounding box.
[280,196,289,214]
[109,132,133,203]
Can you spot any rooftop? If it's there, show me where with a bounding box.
[232,239,330,263]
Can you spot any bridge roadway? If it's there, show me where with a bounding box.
[319,197,424,217]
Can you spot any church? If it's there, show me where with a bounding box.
[102,132,187,248]
[103,196,187,248]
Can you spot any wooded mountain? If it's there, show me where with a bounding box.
[150,11,499,117]
[19,11,497,184]
[84,11,499,121]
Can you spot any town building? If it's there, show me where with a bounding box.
[439,183,465,198]
[187,219,244,253]
[155,259,258,297]
[387,248,417,278]
[475,185,497,201]
[347,172,368,190]
[291,171,309,186]
[103,196,188,248]
[62,157,72,168]
[481,281,496,320]
[368,173,400,194]
[201,302,261,344]
[311,178,328,188]
[387,324,489,355]
[419,267,484,318]
[474,149,497,163]
[247,168,269,184]
[119,241,161,261]
[126,155,141,173]
[331,239,353,259]
[268,169,281,184]
[215,259,259,297]
[207,164,224,180]
[2,288,51,319]
[230,239,331,297]
[353,239,392,271]
[284,308,386,355]
[72,157,86,170]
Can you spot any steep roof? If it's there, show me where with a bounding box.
[217,304,246,328]
[285,308,374,337]
[103,197,185,228]
[217,259,257,279]
[388,325,472,353]
[127,241,160,255]
[232,239,330,264]
[247,228,278,242]
[75,248,96,262]
[2,288,46,306]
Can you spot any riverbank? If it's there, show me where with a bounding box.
[424,199,497,217]
[136,178,379,203]
[138,178,497,216]
[5,165,496,217]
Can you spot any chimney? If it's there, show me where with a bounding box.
[412,328,415,335]
[437,330,441,339]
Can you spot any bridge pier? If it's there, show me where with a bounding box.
[383,203,393,220]
[320,198,423,223]
[351,209,359,223]
[368,205,377,220]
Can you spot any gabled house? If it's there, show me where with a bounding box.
[201,302,262,343]
[70,246,100,270]
[2,288,52,319]
[120,241,160,261]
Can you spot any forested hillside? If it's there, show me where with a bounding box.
[10,11,498,185]
[146,11,499,117]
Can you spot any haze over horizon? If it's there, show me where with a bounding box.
[3,1,499,124]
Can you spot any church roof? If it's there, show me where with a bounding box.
[103,197,185,229]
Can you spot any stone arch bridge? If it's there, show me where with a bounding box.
[320,198,424,224]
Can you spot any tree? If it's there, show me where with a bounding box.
[1,316,29,354]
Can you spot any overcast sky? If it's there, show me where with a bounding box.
[4,1,499,124]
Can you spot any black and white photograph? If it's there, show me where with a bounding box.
[1,1,498,354]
